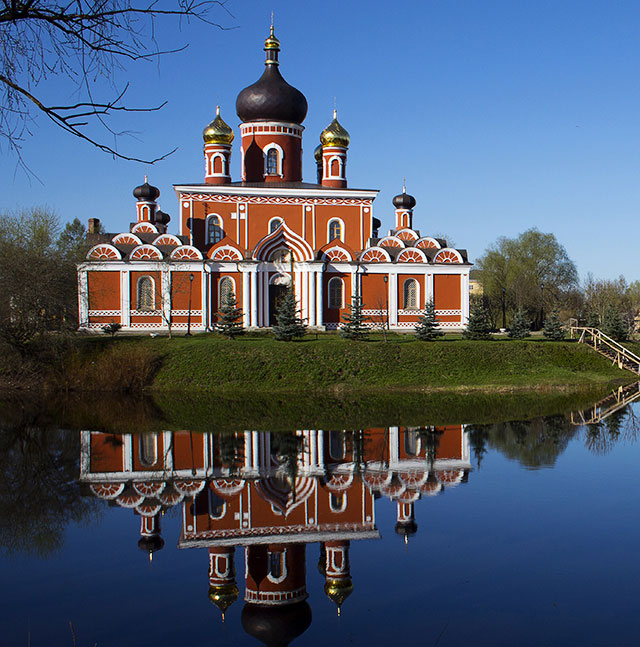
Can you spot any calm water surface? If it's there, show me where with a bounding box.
[2,388,640,646]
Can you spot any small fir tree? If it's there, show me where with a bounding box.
[601,305,628,341]
[340,294,368,340]
[415,299,444,341]
[272,287,307,341]
[508,307,531,339]
[584,310,600,329]
[543,308,565,341]
[215,290,244,339]
[463,299,492,340]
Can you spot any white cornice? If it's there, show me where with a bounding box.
[173,184,379,200]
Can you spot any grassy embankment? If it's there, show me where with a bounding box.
[50,332,633,394]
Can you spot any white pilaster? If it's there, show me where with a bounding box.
[262,269,269,326]
[250,268,258,327]
[161,269,171,329]
[316,271,323,327]
[308,271,316,327]
[202,269,209,330]
[243,270,251,328]
[389,273,398,327]
[462,272,470,323]
[121,270,131,328]
[78,270,89,325]
[427,273,434,303]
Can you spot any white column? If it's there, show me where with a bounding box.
[316,271,323,327]
[462,272,470,323]
[201,268,208,330]
[317,430,325,468]
[121,270,131,328]
[250,268,258,328]
[389,426,399,468]
[262,269,269,326]
[78,270,89,325]
[244,431,252,471]
[389,273,398,327]
[243,270,250,328]
[251,431,260,470]
[350,271,357,300]
[308,270,316,327]
[161,269,171,329]
[427,273,434,303]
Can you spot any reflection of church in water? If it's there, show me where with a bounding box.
[81,426,471,645]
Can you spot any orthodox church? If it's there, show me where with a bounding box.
[78,27,471,332]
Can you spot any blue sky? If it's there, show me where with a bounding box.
[2,0,639,280]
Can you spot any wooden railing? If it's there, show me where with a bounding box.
[570,382,640,425]
[570,327,640,374]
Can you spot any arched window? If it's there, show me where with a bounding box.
[267,549,287,583]
[139,433,158,466]
[329,430,345,460]
[137,276,155,311]
[403,278,418,309]
[330,158,340,177]
[208,490,226,519]
[328,219,342,242]
[405,429,421,456]
[328,277,343,309]
[266,148,279,175]
[207,215,224,244]
[269,217,283,233]
[219,276,234,305]
[329,492,347,512]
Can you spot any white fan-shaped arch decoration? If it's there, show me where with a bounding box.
[434,248,463,264]
[131,222,159,234]
[211,245,243,261]
[154,234,181,246]
[112,233,142,246]
[130,245,163,260]
[171,245,203,260]
[378,235,405,249]
[396,229,419,241]
[416,237,442,250]
[360,247,391,263]
[87,244,122,260]
[397,248,428,263]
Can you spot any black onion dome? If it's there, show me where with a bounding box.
[133,177,160,202]
[155,210,171,226]
[138,535,165,554]
[241,601,312,647]
[393,190,416,210]
[395,519,418,537]
[236,28,307,124]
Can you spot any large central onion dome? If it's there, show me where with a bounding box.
[236,26,308,124]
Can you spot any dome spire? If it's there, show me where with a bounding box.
[203,105,234,145]
[264,21,280,65]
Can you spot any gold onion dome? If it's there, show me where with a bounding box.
[324,578,354,611]
[314,144,323,162]
[203,106,234,145]
[320,109,350,148]
[209,583,239,616]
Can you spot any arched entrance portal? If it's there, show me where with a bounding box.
[269,274,291,326]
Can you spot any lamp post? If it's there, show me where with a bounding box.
[501,287,506,331]
[383,275,389,330]
[186,273,194,337]
[540,282,545,330]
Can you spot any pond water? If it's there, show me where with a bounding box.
[2,385,640,646]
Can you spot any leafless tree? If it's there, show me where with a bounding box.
[0,0,232,169]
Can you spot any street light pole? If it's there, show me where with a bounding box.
[186,273,194,337]
[502,287,506,330]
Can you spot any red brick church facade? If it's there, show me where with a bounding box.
[78,27,470,333]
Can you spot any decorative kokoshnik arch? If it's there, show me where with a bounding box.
[252,221,314,262]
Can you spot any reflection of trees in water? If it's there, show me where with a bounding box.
[468,415,577,469]
[0,418,98,557]
[582,406,640,456]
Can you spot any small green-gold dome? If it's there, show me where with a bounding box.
[209,583,239,615]
[324,578,353,610]
[320,109,350,149]
[314,144,323,162]
[203,106,234,145]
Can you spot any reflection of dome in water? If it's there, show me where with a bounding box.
[324,578,353,613]
[241,601,312,647]
[209,583,239,617]
[137,535,165,554]
[394,519,418,537]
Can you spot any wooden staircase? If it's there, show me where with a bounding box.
[570,327,640,374]
[570,382,640,425]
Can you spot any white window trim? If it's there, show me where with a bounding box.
[218,276,236,305]
[327,154,344,179]
[136,275,156,311]
[263,142,284,177]
[327,217,345,243]
[206,213,224,245]
[329,492,347,513]
[403,278,420,310]
[267,549,288,584]
[328,277,344,309]
[268,216,284,234]
[209,152,227,177]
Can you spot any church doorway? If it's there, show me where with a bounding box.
[269,276,290,326]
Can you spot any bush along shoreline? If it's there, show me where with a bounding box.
[0,332,634,394]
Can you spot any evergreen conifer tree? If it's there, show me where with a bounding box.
[340,294,368,340]
[543,308,565,341]
[462,299,492,340]
[585,310,600,329]
[215,290,244,339]
[415,299,444,341]
[601,305,628,341]
[508,307,531,339]
[272,287,307,341]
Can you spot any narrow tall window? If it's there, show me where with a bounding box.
[329,219,342,242]
[404,279,418,309]
[219,277,234,304]
[267,148,279,175]
[207,215,223,244]
[268,551,283,579]
[328,278,343,309]
[405,429,420,456]
[330,492,346,512]
[137,276,155,311]
[139,433,158,466]
[208,490,226,519]
[329,430,346,460]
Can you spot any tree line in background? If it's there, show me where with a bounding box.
[475,227,640,341]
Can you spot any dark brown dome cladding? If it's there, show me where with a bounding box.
[392,191,416,210]
[133,178,160,201]
[241,601,312,647]
[155,210,171,226]
[236,28,308,124]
